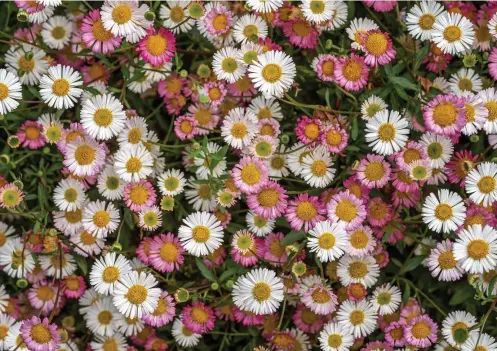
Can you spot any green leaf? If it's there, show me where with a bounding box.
[37,184,48,211]
[401,256,426,274]
[281,230,306,246]
[210,145,229,170]
[488,275,497,297]
[390,76,418,91]
[415,45,430,71]
[74,254,88,275]
[175,53,183,71]
[83,86,103,96]
[123,209,135,230]
[351,116,358,141]
[449,285,475,305]
[402,283,411,304]
[195,257,216,281]
[394,86,410,101]
[95,54,113,68]
[325,89,331,108]
[391,258,403,268]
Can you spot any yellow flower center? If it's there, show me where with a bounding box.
[364,161,385,181]
[304,123,320,140]
[52,79,70,97]
[349,229,369,249]
[403,148,421,164]
[36,285,55,301]
[25,126,41,140]
[192,225,210,243]
[243,24,258,37]
[300,307,318,324]
[212,14,228,31]
[30,324,52,344]
[92,19,113,41]
[438,250,457,269]
[296,201,317,221]
[318,232,336,250]
[18,56,35,72]
[0,83,9,101]
[126,284,148,305]
[365,32,388,56]
[433,102,459,127]
[335,200,357,222]
[311,287,331,303]
[112,4,132,24]
[65,209,82,224]
[310,0,325,14]
[292,21,312,37]
[221,57,238,73]
[369,202,387,220]
[475,24,491,42]
[411,321,431,339]
[468,239,489,260]
[93,108,113,127]
[311,160,327,177]
[485,101,497,121]
[146,34,167,56]
[458,77,473,91]
[443,25,462,42]
[152,297,168,316]
[160,242,178,262]
[51,25,66,40]
[191,306,210,323]
[102,266,119,283]
[435,203,453,220]
[349,310,365,325]
[170,6,185,23]
[126,128,142,144]
[262,64,282,83]
[348,261,368,278]
[240,164,261,185]
[342,61,362,81]
[98,310,113,325]
[478,176,496,194]
[328,334,342,348]
[103,338,118,351]
[257,107,272,120]
[65,276,80,291]
[93,210,110,228]
[0,325,8,339]
[74,145,96,165]
[164,177,179,191]
[208,87,222,101]
[126,157,142,173]
[252,282,271,302]
[194,107,211,125]
[269,239,285,257]
[231,123,248,138]
[129,185,149,205]
[258,188,279,208]
[260,124,275,137]
[418,13,436,30]
[377,123,396,141]
[197,184,211,199]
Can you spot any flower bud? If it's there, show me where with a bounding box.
[280,134,290,145]
[7,135,20,149]
[325,39,333,49]
[12,179,23,190]
[16,278,28,288]
[174,288,190,303]
[469,135,479,143]
[179,69,188,78]
[0,155,9,165]
[17,10,29,22]
[210,282,219,290]
[292,262,307,277]
[111,242,122,251]
[463,54,477,68]
[62,316,75,329]
[225,280,234,290]
[25,51,34,61]
[188,3,204,19]
[197,64,211,78]
[144,11,156,22]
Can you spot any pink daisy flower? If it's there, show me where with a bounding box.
[384,321,406,347]
[165,94,187,116]
[344,175,371,201]
[327,190,367,230]
[347,283,368,302]
[27,264,48,284]
[400,303,424,324]
[320,125,348,153]
[404,315,438,348]
[426,239,464,282]
[422,43,452,73]
[346,225,376,257]
[158,74,188,99]
[80,61,110,84]
[392,189,420,208]
[64,137,106,177]
[459,202,497,232]
[395,141,428,171]
[360,30,396,67]
[314,54,337,82]
[423,94,465,137]
[361,341,394,351]
[232,156,270,194]
[230,231,263,267]
[28,280,65,316]
[0,183,24,209]
[17,121,46,149]
[142,291,176,327]
[292,303,325,334]
[227,75,257,102]
[282,19,318,49]
[131,327,156,347]
[233,306,264,326]
[215,304,236,321]
[137,27,176,66]
[373,245,390,268]
[489,48,497,81]
[301,284,337,315]
[447,1,477,20]
[285,194,326,232]
[366,197,393,227]
[124,180,157,212]
[295,116,323,145]
[187,103,220,135]
[391,169,419,193]
[446,150,478,186]
[63,275,86,299]
[334,54,369,91]
[258,118,281,139]
[246,181,288,220]
[203,4,232,35]
[137,237,153,265]
[149,233,184,273]
[81,9,121,54]
[182,302,216,334]
[373,216,405,244]
[363,0,397,12]
[57,122,87,153]
[20,316,61,351]
[144,336,168,351]
[258,37,282,52]
[204,81,227,107]
[174,115,198,141]
[356,154,391,189]
[213,209,232,231]
[263,232,288,266]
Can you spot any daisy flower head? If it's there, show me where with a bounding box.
[426,239,463,281]
[312,54,337,82]
[0,183,23,209]
[307,220,347,262]
[449,68,482,95]
[159,1,195,34]
[461,333,497,351]
[232,156,269,194]
[334,54,369,91]
[97,165,127,201]
[178,211,224,256]
[320,124,348,153]
[124,180,157,212]
[137,27,176,67]
[360,29,396,67]
[337,254,380,288]
[39,250,76,278]
[82,200,120,238]
[201,3,232,36]
[84,296,122,337]
[113,271,161,319]
[422,189,466,233]
[442,310,477,347]
[117,116,148,148]
[432,12,475,55]
[248,50,297,99]
[142,291,176,327]
[404,315,439,348]
[246,211,275,237]
[233,14,268,44]
[182,301,216,334]
[327,190,366,230]
[232,267,284,315]
[20,316,60,351]
[453,224,497,274]
[90,334,127,351]
[406,0,446,41]
[174,115,198,141]
[420,132,454,168]
[336,299,378,338]
[5,45,48,86]
[371,284,401,315]
[461,92,487,136]
[478,87,497,134]
[0,236,35,277]
[149,233,184,273]
[0,69,22,115]
[465,162,497,206]
[39,64,83,109]
[356,153,391,189]
[285,193,326,232]
[361,95,388,121]
[346,17,379,50]
[81,9,122,54]
[212,47,246,84]
[100,0,152,43]
[41,15,72,49]
[346,225,376,257]
[248,95,283,120]
[221,107,258,149]
[171,318,201,348]
[139,206,162,231]
[157,169,186,196]
[246,0,283,13]
[300,0,334,24]
[301,282,337,316]
[114,144,154,182]
[247,180,288,220]
[80,93,126,141]
[318,322,354,351]
[90,252,132,295]
[301,145,336,188]
[365,109,409,156]
[408,159,432,181]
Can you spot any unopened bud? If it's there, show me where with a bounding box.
[111,242,122,251]
[25,51,33,61]
[16,278,28,288]
[210,282,219,290]
[470,135,480,143]
[12,180,23,190]
[62,316,75,328]
[174,288,190,303]
[17,10,29,22]
[280,134,290,145]
[144,11,156,22]
[325,39,333,49]
[179,69,188,78]
[0,155,9,165]
[225,280,234,290]
[196,64,211,78]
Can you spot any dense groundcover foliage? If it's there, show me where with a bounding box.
[2,0,497,350]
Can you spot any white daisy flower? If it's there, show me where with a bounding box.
[420,132,454,168]
[26,3,55,24]
[301,0,334,24]
[138,206,162,231]
[53,178,87,212]
[160,1,195,34]
[0,284,10,314]
[461,92,487,136]
[365,109,409,156]
[5,45,48,86]
[432,12,475,55]
[0,69,21,114]
[360,95,388,120]
[248,135,278,159]
[408,159,432,181]
[346,226,376,257]
[193,142,227,179]
[442,310,477,347]
[346,18,379,50]
[301,145,336,188]
[232,267,284,315]
[248,95,283,120]
[246,211,275,237]
[248,51,297,99]
[100,0,152,43]
[371,284,401,315]
[157,169,186,196]
[478,88,497,134]
[97,165,127,201]
[36,0,61,6]
[461,333,497,351]
[453,224,497,274]
[318,322,354,351]
[287,142,313,176]
[114,144,154,182]
[184,178,216,212]
[336,299,378,338]
[221,107,258,149]
[213,47,247,84]
[113,271,161,319]
[422,189,466,234]
[127,66,153,93]
[82,200,120,239]
[337,255,380,288]
[81,94,126,141]
[178,211,224,256]
[116,116,148,148]
[117,315,144,337]
[267,146,289,179]
[90,333,128,351]
[90,252,132,295]
[64,138,106,177]
[41,15,72,49]
[79,288,103,316]
[449,68,482,95]
[233,14,268,44]
[432,76,451,93]
[39,252,76,279]
[85,296,124,337]
[39,64,83,109]
[489,12,497,39]
[172,318,201,348]
[307,220,347,262]
[0,222,15,250]
[0,237,35,278]
[246,0,283,13]
[406,0,446,41]
[0,314,16,350]
[465,162,497,206]
[71,228,105,258]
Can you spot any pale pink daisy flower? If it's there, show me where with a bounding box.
[28,280,64,316]
[346,225,376,257]
[174,115,198,141]
[232,156,270,194]
[182,302,216,334]
[136,237,153,265]
[384,321,406,347]
[187,103,220,135]
[360,30,396,67]
[292,303,325,334]
[285,194,326,232]
[363,0,397,12]
[344,175,371,200]
[320,124,348,153]
[356,154,391,189]
[57,122,87,153]
[63,275,87,299]
[233,305,264,326]
[423,94,465,137]
[395,141,428,171]
[142,291,176,327]
[63,137,106,177]
[0,183,24,209]
[391,169,419,193]
[203,4,232,35]
[334,54,369,91]
[124,180,157,212]
[426,239,464,281]
[136,27,176,66]
[282,18,318,49]
[230,230,263,267]
[246,181,288,220]
[446,150,478,187]
[295,116,323,145]
[367,197,393,227]
[263,232,288,266]
[148,233,184,273]
[404,315,438,348]
[300,284,337,315]
[17,121,46,149]
[81,9,121,54]
[203,81,227,107]
[313,54,337,82]
[489,48,497,81]
[20,316,61,351]
[327,190,367,230]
